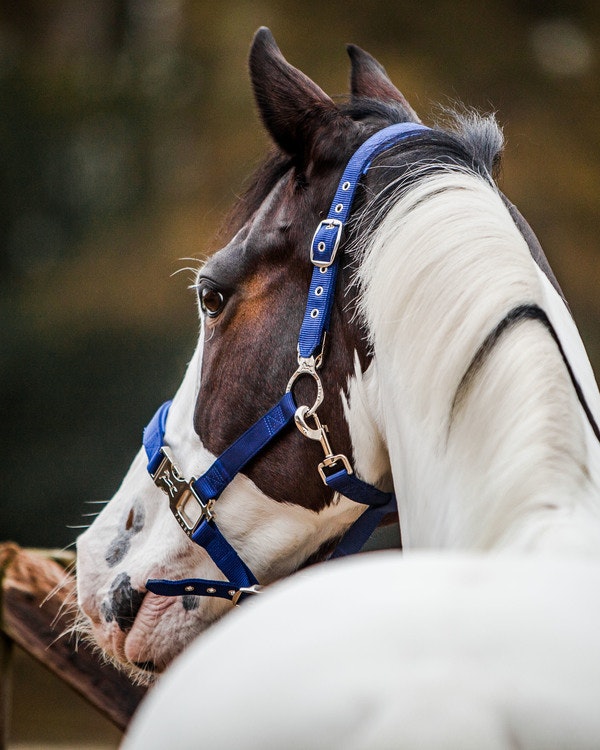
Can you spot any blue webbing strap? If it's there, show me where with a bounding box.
[192,392,296,502]
[325,467,393,507]
[145,519,258,599]
[329,495,398,559]
[145,578,257,603]
[298,122,429,358]
[143,399,172,475]
[324,467,397,559]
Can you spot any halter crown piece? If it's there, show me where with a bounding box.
[142,122,429,604]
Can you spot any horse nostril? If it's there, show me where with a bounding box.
[104,572,145,633]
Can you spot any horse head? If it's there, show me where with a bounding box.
[76,28,414,678]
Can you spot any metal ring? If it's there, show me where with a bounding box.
[286,364,324,417]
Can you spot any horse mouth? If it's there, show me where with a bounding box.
[122,592,180,671]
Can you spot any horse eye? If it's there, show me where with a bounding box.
[199,286,225,317]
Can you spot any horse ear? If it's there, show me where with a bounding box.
[347,44,421,123]
[249,28,347,158]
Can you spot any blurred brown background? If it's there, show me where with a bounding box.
[1,1,598,748]
[1,0,599,559]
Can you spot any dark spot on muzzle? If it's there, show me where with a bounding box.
[105,502,146,567]
[105,533,131,567]
[101,601,114,623]
[127,503,146,533]
[104,572,145,633]
[182,595,200,611]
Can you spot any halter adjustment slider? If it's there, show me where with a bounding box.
[318,453,353,484]
[150,448,216,537]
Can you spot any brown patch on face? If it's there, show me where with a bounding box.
[231,271,276,327]
[194,158,372,515]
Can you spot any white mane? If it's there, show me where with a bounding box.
[353,167,600,552]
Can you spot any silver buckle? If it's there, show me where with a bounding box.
[317,453,354,484]
[231,585,262,606]
[151,449,215,538]
[310,218,343,268]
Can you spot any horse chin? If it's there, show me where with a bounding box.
[82,588,230,682]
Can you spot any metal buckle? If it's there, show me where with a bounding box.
[151,449,215,538]
[231,585,262,606]
[310,218,343,268]
[318,453,354,484]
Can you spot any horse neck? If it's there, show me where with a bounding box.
[357,169,600,553]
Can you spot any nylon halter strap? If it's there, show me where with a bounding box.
[142,122,429,605]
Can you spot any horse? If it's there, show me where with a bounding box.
[76,26,600,687]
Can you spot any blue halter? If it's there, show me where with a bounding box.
[143,122,429,604]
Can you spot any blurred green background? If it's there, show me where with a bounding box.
[1,0,599,552]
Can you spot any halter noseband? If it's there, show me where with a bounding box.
[142,122,429,605]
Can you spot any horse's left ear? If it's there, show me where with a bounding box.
[347,44,421,123]
[249,28,349,159]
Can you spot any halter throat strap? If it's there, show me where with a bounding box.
[143,122,429,603]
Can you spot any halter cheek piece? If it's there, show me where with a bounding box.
[142,123,429,605]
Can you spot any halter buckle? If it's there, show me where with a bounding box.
[151,449,215,538]
[231,584,262,606]
[310,218,343,268]
[318,453,354,484]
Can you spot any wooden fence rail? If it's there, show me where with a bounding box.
[0,542,147,748]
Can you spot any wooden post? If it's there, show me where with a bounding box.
[0,633,12,750]
[0,543,147,733]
